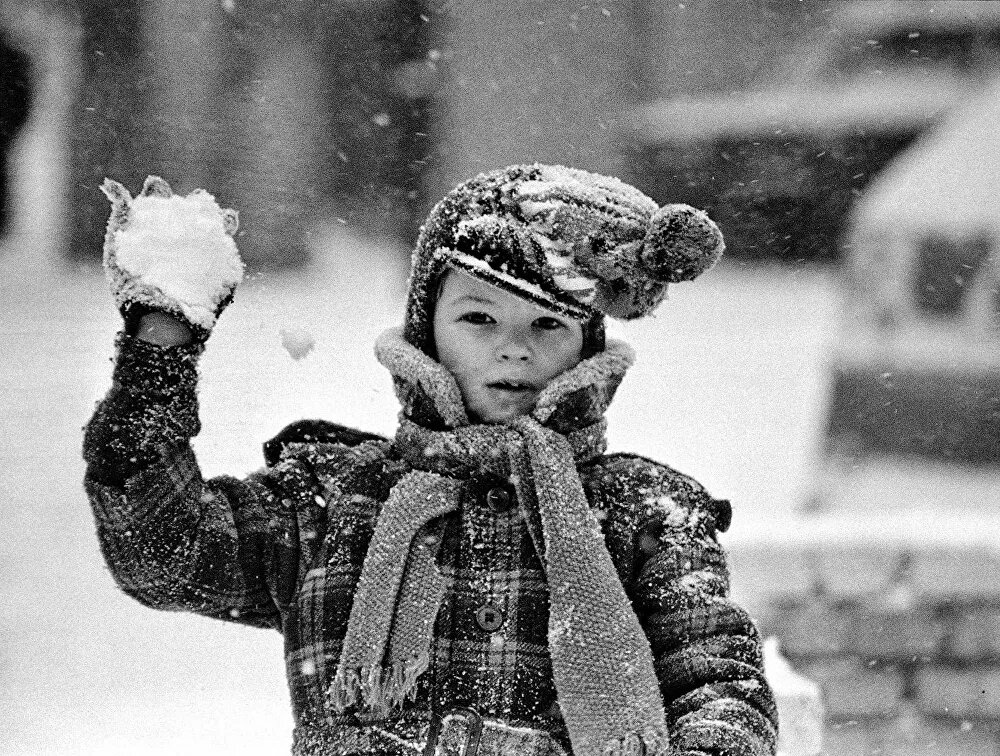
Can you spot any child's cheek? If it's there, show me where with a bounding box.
[462,339,493,377]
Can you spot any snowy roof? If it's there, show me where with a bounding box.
[627,0,1000,147]
[850,76,1000,235]
[830,0,1000,35]
[627,73,959,144]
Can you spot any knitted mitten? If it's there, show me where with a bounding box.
[101,175,243,342]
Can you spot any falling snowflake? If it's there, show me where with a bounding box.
[280,328,316,360]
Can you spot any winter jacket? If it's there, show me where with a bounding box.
[83,329,778,756]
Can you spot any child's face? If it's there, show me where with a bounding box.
[432,270,585,424]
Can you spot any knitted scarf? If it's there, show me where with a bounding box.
[327,328,670,756]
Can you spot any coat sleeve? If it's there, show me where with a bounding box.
[82,333,324,629]
[591,456,779,756]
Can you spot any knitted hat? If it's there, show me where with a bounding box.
[403,163,724,357]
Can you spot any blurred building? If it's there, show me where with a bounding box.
[824,77,1000,481]
[623,1,1000,262]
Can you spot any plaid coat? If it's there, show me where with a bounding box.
[84,333,777,756]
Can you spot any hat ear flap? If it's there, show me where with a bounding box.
[642,204,724,283]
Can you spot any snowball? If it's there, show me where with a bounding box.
[280,327,316,360]
[114,189,244,329]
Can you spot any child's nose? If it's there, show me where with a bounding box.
[495,333,531,362]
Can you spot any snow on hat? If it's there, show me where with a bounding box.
[403,163,724,355]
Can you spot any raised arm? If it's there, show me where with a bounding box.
[82,176,301,628]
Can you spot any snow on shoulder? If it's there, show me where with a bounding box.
[113,187,244,329]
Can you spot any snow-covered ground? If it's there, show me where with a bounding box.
[0,73,837,755]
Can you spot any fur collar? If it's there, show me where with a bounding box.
[373,326,635,434]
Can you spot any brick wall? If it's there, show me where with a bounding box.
[729,527,1000,755]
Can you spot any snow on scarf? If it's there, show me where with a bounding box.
[326,328,670,756]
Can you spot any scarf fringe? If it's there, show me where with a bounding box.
[328,651,430,716]
[601,726,671,756]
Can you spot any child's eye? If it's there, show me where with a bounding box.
[459,312,495,325]
[533,316,566,331]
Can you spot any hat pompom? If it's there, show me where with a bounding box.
[642,203,724,283]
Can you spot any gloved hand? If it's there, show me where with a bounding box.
[101,175,244,343]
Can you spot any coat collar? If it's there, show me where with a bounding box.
[373,326,635,435]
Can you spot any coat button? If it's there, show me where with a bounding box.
[475,603,504,631]
[485,487,511,511]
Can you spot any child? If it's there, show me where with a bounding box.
[84,165,778,756]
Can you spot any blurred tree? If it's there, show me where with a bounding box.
[0,27,32,237]
[66,0,433,269]
[65,0,168,264]
[311,0,435,244]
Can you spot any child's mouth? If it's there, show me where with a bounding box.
[486,379,536,394]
